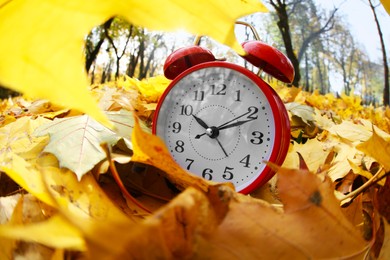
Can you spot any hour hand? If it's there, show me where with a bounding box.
[192,114,209,129]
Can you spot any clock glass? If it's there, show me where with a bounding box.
[153,61,289,194]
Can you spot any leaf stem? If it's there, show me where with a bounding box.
[103,144,152,214]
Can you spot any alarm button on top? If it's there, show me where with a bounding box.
[163,46,216,80]
[241,40,294,83]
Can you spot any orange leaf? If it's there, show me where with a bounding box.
[201,167,368,259]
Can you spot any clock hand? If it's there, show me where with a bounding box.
[215,137,229,157]
[192,115,228,157]
[194,115,255,139]
[195,109,253,139]
[216,109,252,129]
[193,114,210,139]
[218,118,255,131]
[195,133,206,139]
[192,114,209,129]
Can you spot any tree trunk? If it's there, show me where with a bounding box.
[304,52,310,91]
[313,50,325,94]
[139,35,163,79]
[126,52,140,78]
[85,18,113,73]
[268,0,337,87]
[137,38,146,79]
[90,62,96,85]
[105,22,133,79]
[272,1,301,86]
[368,0,389,106]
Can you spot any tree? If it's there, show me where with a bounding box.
[138,34,164,79]
[84,18,113,73]
[361,59,383,106]
[85,18,168,82]
[368,0,389,105]
[328,21,357,95]
[125,28,166,79]
[267,0,337,87]
[104,18,133,79]
[311,40,330,94]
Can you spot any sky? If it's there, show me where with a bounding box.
[316,0,390,61]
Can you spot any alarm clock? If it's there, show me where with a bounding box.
[153,22,294,194]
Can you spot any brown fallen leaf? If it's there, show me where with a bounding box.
[376,177,390,223]
[62,163,368,259]
[114,186,234,259]
[44,164,232,259]
[379,219,390,259]
[341,194,364,231]
[199,167,369,259]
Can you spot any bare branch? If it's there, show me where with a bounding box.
[297,7,338,63]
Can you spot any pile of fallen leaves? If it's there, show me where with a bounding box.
[0,75,390,259]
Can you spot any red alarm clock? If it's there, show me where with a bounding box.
[153,22,294,194]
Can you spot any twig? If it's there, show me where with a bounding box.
[340,166,388,203]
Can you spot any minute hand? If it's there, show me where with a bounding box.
[218,118,255,131]
[217,110,252,129]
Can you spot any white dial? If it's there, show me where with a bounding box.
[154,62,284,193]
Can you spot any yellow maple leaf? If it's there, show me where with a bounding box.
[135,75,171,103]
[0,214,86,251]
[348,159,386,186]
[0,154,57,207]
[41,167,138,257]
[0,194,23,259]
[356,128,390,171]
[0,116,50,161]
[381,0,390,14]
[282,138,329,172]
[0,0,267,127]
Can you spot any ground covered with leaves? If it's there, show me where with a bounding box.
[0,76,390,259]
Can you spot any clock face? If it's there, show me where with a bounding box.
[153,61,289,194]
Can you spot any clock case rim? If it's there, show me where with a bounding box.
[152,61,290,194]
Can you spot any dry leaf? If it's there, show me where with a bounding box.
[381,0,390,14]
[376,177,390,223]
[282,138,329,172]
[379,219,390,259]
[349,159,386,186]
[285,102,315,124]
[0,154,56,207]
[0,214,85,251]
[341,194,364,230]
[356,128,390,171]
[200,167,368,259]
[41,167,138,258]
[34,115,120,179]
[106,109,150,150]
[0,194,23,259]
[0,116,50,161]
